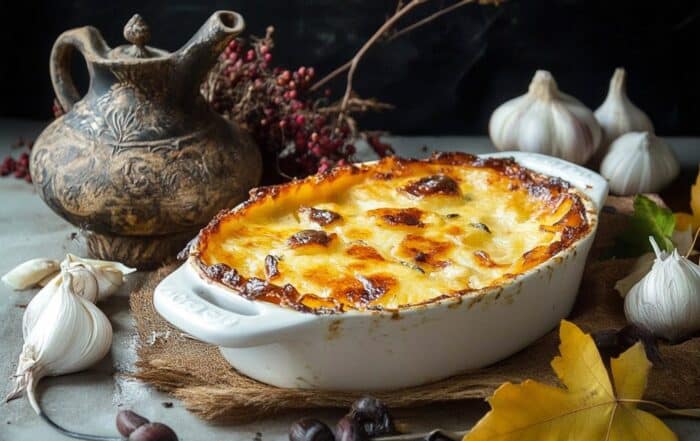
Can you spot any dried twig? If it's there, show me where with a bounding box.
[336,0,430,123]
[310,0,499,93]
[389,0,480,41]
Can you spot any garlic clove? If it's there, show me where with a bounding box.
[624,237,700,341]
[594,68,654,152]
[37,272,60,287]
[63,263,100,303]
[600,131,679,195]
[64,254,136,301]
[489,70,601,165]
[2,258,60,290]
[7,271,113,409]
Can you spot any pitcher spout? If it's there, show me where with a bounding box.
[177,11,245,86]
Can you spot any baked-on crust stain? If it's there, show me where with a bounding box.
[299,206,342,226]
[402,174,460,197]
[286,230,335,248]
[368,208,425,227]
[191,152,594,314]
[346,244,385,261]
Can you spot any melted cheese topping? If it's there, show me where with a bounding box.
[197,156,592,312]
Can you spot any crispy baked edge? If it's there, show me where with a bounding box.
[185,152,595,314]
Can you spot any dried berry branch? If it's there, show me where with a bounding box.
[199,0,499,178]
[203,26,398,178]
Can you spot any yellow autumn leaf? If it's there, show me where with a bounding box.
[675,167,700,231]
[464,320,677,441]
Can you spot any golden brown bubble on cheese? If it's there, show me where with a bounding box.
[193,153,594,313]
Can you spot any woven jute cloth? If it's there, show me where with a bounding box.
[130,196,700,422]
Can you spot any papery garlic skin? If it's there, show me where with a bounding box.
[594,68,654,150]
[2,258,60,290]
[600,132,680,195]
[22,276,62,338]
[64,254,135,300]
[624,238,700,341]
[6,271,113,407]
[489,70,602,165]
[22,265,101,337]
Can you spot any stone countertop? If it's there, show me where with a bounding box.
[0,118,698,441]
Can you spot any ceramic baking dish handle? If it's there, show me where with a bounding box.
[482,151,609,211]
[153,264,314,347]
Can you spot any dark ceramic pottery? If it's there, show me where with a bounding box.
[30,11,261,268]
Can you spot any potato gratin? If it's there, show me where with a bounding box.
[192,153,594,313]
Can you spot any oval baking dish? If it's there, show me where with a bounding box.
[154,151,608,391]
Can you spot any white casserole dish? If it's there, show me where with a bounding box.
[154,151,608,391]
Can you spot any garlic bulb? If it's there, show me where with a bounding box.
[600,131,680,195]
[22,265,100,337]
[624,237,700,341]
[595,68,654,149]
[6,271,113,412]
[489,70,602,164]
[2,258,60,290]
[2,254,135,302]
[615,227,695,297]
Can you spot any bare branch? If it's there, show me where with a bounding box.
[389,0,475,41]
[309,0,497,93]
[337,0,431,120]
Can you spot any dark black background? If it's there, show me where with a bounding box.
[1,0,698,135]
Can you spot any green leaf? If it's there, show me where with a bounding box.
[611,195,676,258]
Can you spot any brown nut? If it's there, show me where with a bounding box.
[116,410,149,437]
[128,422,178,441]
[289,418,334,441]
[335,415,368,441]
[349,396,395,436]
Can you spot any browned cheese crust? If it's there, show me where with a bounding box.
[189,153,593,314]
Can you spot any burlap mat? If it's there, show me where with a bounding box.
[130,196,700,422]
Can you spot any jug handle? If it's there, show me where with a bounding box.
[50,27,105,112]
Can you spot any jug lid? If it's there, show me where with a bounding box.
[108,14,169,60]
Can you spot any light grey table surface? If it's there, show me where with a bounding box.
[0,118,698,441]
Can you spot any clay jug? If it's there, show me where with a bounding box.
[30,11,261,268]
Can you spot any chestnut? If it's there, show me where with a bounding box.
[335,415,368,441]
[116,410,150,437]
[128,422,178,441]
[348,397,395,436]
[289,418,334,441]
